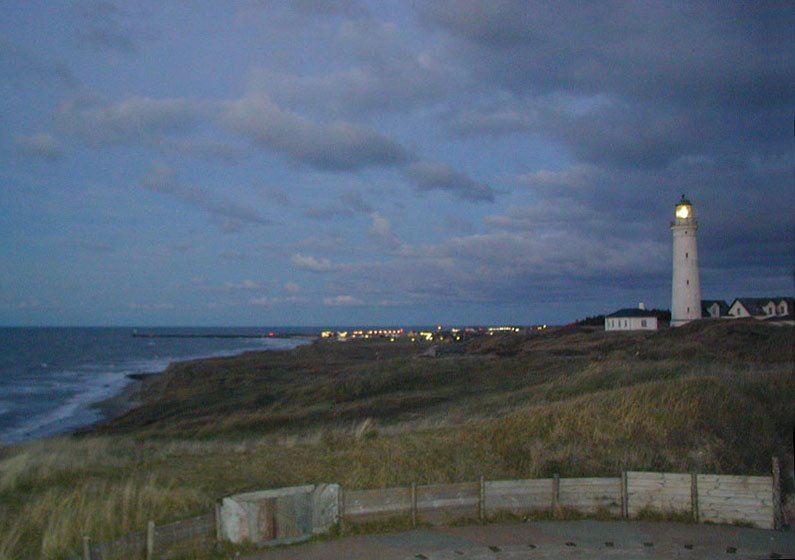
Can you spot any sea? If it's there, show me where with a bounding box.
[0,327,314,446]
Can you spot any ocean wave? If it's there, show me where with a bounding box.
[0,335,308,445]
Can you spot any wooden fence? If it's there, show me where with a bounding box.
[80,459,783,559]
[341,471,776,530]
[84,514,216,560]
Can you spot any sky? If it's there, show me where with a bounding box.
[1,1,793,327]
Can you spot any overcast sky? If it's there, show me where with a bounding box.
[1,1,793,327]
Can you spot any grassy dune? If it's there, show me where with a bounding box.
[0,320,792,559]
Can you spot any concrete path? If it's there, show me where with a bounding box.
[246,521,795,560]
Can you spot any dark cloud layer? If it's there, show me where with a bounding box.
[141,162,269,232]
[222,95,409,171]
[429,0,794,169]
[403,161,496,202]
[424,1,794,108]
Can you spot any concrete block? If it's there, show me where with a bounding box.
[220,484,339,545]
[311,483,340,534]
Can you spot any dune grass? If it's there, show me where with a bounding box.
[0,320,792,559]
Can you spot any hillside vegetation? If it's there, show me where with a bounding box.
[0,319,792,559]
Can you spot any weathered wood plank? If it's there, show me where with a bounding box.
[344,487,411,516]
[486,479,552,493]
[417,482,479,494]
[694,473,773,529]
[699,494,772,504]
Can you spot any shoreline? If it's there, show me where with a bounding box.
[88,372,159,423]
[0,331,316,446]
[80,339,315,436]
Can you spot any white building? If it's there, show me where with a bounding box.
[727,297,795,321]
[671,195,702,327]
[605,304,659,331]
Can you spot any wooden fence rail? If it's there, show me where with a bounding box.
[79,458,783,559]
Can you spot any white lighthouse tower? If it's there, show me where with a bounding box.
[670,195,702,327]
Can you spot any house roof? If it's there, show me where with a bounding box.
[701,299,729,314]
[606,308,658,318]
[730,298,766,315]
[730,297,794,315]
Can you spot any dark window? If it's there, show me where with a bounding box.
[685,252,688,259]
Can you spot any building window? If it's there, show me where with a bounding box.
[687,306,690,313]
[686,252,688,259]
[641,320,647,327]
[686,279,689,286]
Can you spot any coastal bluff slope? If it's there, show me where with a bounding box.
[1,320,792,560]
[88,319,793,478]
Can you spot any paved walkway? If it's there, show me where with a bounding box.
[247,521,795,560]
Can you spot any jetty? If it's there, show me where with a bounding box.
[132,331,281,339]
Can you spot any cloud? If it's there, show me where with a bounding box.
[225,280,261,290]
[446,104,537,136]
[291,253,337,272]
[15,133,61,160]
[127,302,175,310]
[77,0,152,52]
[323,294,364,306]
[402,161,496,202]
[253,60,449,117]
[340,191,373,213]
[221,94,409,171]
[158,139,244,163]
[304,190,373,221]
[242,14,454,118]
[56,94,204,145]
[369,211,400,248]
[428,1,794,170]
[250,295,308,306]
[284,282,301,293]
[141,162,269,231]
[424,1,794,108]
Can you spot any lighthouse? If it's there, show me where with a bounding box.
[670,195,702,327]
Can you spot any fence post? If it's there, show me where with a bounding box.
[690,472,699,523]
[772,456,782,530]
[620,471,628,519]
[82,535,91,560]
[552,474,560,515]
[146,520,155,560]
[411,482,417,527]
[479,475,485,522]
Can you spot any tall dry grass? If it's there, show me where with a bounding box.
[0,439,210,559]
